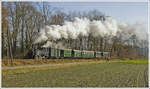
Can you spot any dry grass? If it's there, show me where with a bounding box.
[2,58,103,68]
[2,62,96,76]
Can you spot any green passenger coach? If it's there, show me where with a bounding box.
[33,46,109,59]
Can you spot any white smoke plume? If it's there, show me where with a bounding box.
[34,17,148,47]
[42,41,66,49]
[34,17,118,44]
[118,22,147,41]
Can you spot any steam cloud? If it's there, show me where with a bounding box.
[34,17,148,48]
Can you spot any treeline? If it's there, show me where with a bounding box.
[2,2,148,61]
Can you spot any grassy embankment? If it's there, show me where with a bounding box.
[2,59,103,68]
[2,58,148,68]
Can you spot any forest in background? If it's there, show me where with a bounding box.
[2,2,148,62]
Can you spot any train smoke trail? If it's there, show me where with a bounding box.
[34,17,148,47]
[34,17,118,43]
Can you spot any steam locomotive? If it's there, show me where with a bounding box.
[30,45,109,59]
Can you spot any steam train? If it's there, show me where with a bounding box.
[30,45,110,59]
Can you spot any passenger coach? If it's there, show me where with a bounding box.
[31,46,109,59]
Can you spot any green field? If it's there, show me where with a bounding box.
[2,60,148,87]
